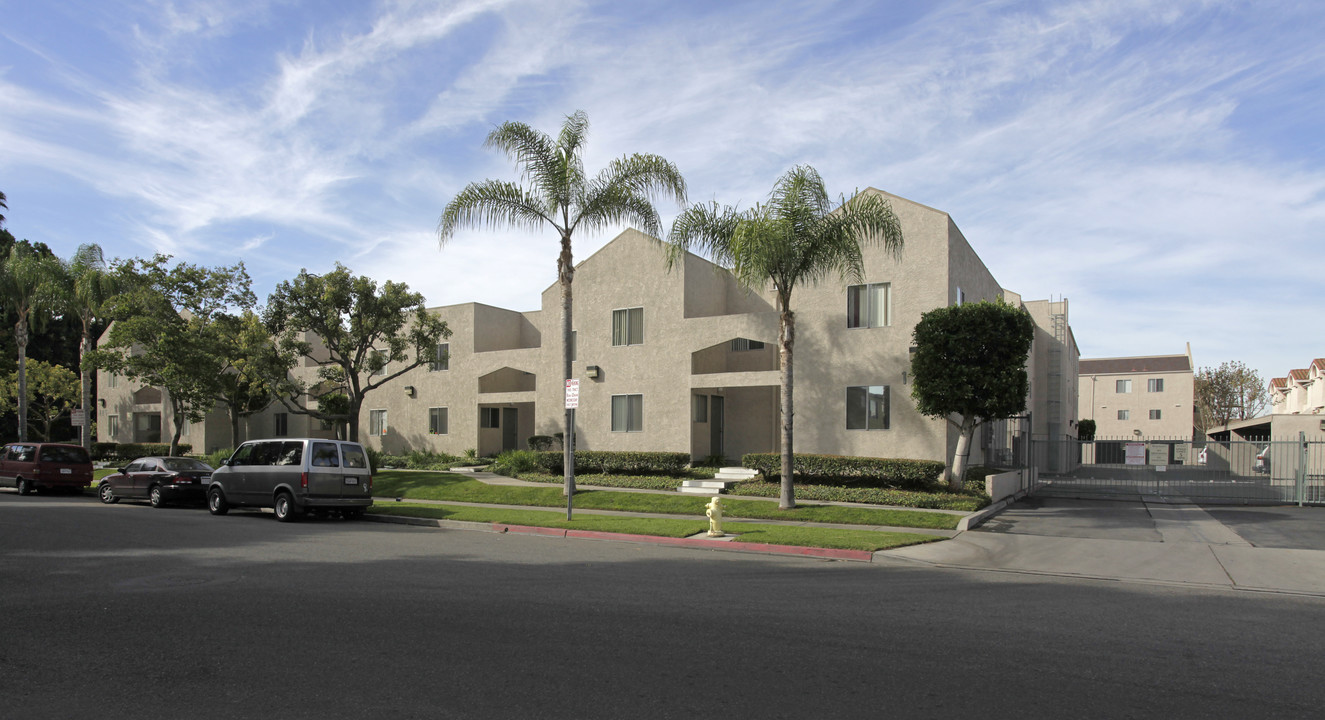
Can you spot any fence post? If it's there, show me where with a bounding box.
[1298,431,1308,507]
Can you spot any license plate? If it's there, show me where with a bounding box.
[344,477,359,485]
[60,468,72,474]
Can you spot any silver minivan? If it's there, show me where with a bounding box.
[207,438,373,521]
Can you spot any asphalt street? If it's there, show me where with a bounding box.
[3,491,1324,719]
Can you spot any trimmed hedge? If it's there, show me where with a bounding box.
[92,442,193,461]
[741,453,945,490]
[728,480,987,511]
[531,450,691,476]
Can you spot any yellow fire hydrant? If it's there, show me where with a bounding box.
[705,496,725,537]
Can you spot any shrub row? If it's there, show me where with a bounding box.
[530,450,691,476]
[741,453,945,489]
[728,480,987,511]
[92,442,193,461]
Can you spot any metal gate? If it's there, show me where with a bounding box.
[1031,433,1325,505]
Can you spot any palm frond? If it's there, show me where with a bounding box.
[438,180,557,242]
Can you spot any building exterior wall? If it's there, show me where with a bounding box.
[1078,354,1195,439]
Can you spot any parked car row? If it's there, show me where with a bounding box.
[4,438,373,523]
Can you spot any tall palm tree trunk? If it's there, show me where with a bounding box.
[778,305,796,509]
[16,318,29,442]
[80,332,93,450]
[559,233,576,512]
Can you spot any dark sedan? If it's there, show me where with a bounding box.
[98,457,215,508]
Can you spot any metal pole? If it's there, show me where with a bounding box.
[566,408,575,520]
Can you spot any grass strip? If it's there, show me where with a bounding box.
[372,471,960,530]
[368,504,941,551]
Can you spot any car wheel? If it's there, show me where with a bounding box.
[208,488,229,516]
[149,485,165,508]
[273,492,298,522]
[16,478,31,496]
[98,482,119,504]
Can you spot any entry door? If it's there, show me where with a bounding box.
[709,396,725,458]
[501,408,519,451]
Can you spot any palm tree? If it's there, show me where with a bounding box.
[439,111,686,515]
[0,190,7,228]
[60,244,121,451]
[665,166,904,509]
[2,243,64,441]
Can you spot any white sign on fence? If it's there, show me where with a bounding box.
[565,379,580,409]
[1124,442,1146,465]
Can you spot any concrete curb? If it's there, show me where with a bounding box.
[363,512,876,562]
[955,490,1026,531]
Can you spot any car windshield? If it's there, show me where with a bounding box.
[161,457,212,472]
[38,446,90,464]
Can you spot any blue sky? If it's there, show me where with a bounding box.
[2,0,1322,386]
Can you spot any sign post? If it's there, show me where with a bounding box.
[564,379,580,520]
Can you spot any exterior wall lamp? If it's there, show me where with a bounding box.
[586,365,601,379]
[404,386,416,397]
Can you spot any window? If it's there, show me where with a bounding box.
[846,385,890,430]
[1116,379,1132,393]
[274,413,288,437]
[371,350,387,377]
[692,395,708,423]
[430,343,449,372]
[731,338,765,352]
[612,308,644,346]
[956,287,966,306]
[108,373,119,388]
[369,409,388,436]
[107,415,120,440]
[1148,378,1164,393]
[480,408,500,428]
[429,407,449,435]
[1117,409,1130,420]
[611,394,643,432]
[847,283,891,328]
[1149,409,1162,420]
[179,418,190,437]
[312,442,340,467]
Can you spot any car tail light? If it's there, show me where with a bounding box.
[368,475,373,492]
[300,472,308,489]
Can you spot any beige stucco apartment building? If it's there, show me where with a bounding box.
[99,189,1077,468]
[1077,352,1195,439]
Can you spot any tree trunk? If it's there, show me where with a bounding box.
[347,397,361,442]
[16,317,28,442]
[949,415,977,491]
[778,304,796,510]
[559,232,576,512]
[168,397,184,456]
[80,331,93,451]
[229,406,241,449]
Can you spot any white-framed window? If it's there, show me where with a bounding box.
[692,395,708,423]
[107,415,120,440]
[956,287,966,306]
[274,412,288,436]
[480,408,500,428]
[180,418,190,437]
[846,385,890,430]
[611,394,643,432]
[369,409,388,436]
[108,373,119,388]
[1149,409,1162,420]
[429,407,448,435]
[612,308,644,346]
[731,338,765,352]
[1148,378,1164,393]
[430,343,449,372]
[847,283,891,328]
[1116,379,1132,393]
[1117,409,1130,420]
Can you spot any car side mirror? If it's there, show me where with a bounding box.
[117,468,127,475]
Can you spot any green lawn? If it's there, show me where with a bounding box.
[368,503,942,552]
[371,470,961,530]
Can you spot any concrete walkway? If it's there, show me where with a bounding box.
[879,496,1325,596]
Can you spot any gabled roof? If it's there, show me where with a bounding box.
[1079,354,1191,375]
[1270,377,1288,392]
[1289,368,1309,382]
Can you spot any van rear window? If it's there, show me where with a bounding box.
[342,446,368,469]
[274,442,304,466]
[312,443,340,467]
[39,446,90,464]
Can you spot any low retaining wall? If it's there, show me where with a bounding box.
[986,468,1036,504]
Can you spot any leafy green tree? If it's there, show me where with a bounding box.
[91,256,255,455]
[57,244,121,451]
[910,300,1035,490]
[2,242,64,441]
[1,359,79,441]
[263,264,450,442]
[210,310,279,448]
[1195,360,1268,431]
[439,110,686,505]
[1077,418,1097,442]
[666,166,903,509]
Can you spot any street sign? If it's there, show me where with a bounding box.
[565,379,580,409]
[70,409,85,427]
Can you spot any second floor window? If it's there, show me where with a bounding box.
[1117,409,1130,420]
[1148,378,1164,392]
[612,308,644,346]
[274,413,288,436]
[847,283,891,328]
[1116,379,1132,393]
[430,343,449,372]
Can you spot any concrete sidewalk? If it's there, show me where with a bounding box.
[878,496,1325,596]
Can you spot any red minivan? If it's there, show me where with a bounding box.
[0,443,95,495]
